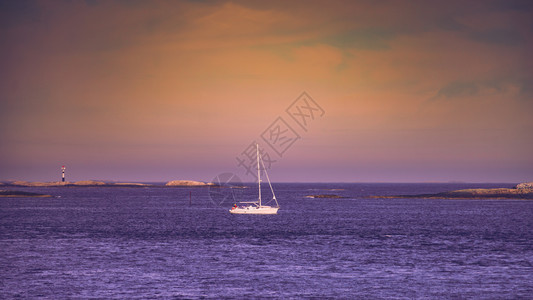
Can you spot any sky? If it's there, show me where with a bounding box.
[1,0,532,183]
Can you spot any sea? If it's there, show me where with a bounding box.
[1,183,532,299]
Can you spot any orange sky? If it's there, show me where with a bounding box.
[1,0,532,182]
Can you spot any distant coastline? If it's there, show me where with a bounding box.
[373,182,533,199]
[0,180,216,198]
[3,181,532,200]
[0,180,215,188]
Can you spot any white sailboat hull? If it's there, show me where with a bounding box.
[229,205,279,215]
[229,143,280,215]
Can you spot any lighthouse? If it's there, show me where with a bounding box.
[61,165,66,183]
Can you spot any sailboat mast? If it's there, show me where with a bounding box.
[257,143,261,206]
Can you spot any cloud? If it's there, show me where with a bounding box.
[468,28,524,46]
[323,28,395,50]
[436,16,468,31]
[432,81,480,99]
[431,76,533,101]
[0,0,42,28]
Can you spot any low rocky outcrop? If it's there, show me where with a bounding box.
[516,182,533,190]
[374,182,533,199]
[165,180,214,186]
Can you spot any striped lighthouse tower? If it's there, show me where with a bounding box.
[61,165,66,183]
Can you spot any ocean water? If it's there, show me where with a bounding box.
[1,183,532,299]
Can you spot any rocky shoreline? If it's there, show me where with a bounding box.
[374,182,533,199]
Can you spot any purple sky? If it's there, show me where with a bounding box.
[1,0,532,183]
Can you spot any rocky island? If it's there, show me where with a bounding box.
[165,180,214,187]
[374,182,533,199]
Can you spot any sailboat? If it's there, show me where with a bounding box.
[229,143,279,215]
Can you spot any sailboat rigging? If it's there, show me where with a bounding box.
[229,143,279,214]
